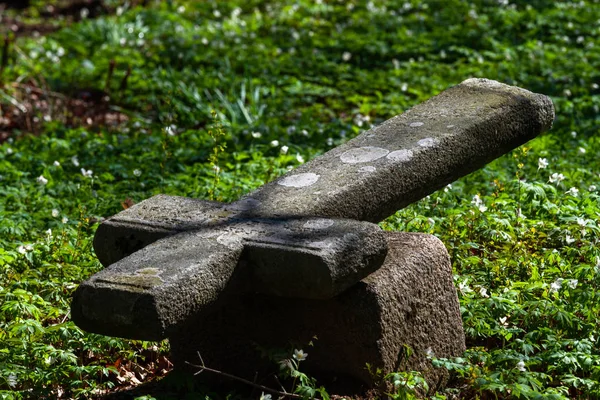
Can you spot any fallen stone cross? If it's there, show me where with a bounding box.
[72,79,554,391]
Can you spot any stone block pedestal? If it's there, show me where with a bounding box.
[170,232,465,393]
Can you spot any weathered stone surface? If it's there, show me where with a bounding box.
[171,232,465,393]
[72,216,387,340]
[245,78,554,222]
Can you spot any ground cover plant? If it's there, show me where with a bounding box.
[0,0,599,398]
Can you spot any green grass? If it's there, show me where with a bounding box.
[1,0,600,398]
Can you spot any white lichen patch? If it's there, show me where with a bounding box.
[387,149,413,162]
[303,218,334,230]
[417,137,438,148]
[340,146,389,164]
[358,166,376,173]
[409,121,424,127]
[278,172,320,187]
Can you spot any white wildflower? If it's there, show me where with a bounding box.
[53,160,60,167]
[293,349,308,361]
[213,9,221,18]
[71,156,80,167]
[458,279,472,294]
[342,51,352,61]
[280,145,289,155]
[133,169,142,177]
[6,148,13,155]
[165,125,177,136]
[326,137,334,146]
[62,217,68,224]
[52,209,59,218]
[577,217,587,227]
[579,147,586,154]
[37,175,49,185]
[538,158,548,170]
[81,168,93,178]
[296,154,305,163]
[301,129,309,137]
[566,187,579,197]
[568,279,578,289]
[549,173,565,184]
[571,131,577,138]
[516,360,526,372]
[589,185,597,192]
[251,131,262,138]
[550,278,563,293]
[17,244,33,254]
[46,228,52,238]
[259,393,272,400]
[499,316,509,327]
[565,234,575,244]
[479,286,489,298]
[270,140,279,147]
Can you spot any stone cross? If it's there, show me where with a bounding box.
[72,79,554,343]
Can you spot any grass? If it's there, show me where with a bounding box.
[0,0,599,398]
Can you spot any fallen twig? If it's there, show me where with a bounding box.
[186,352,302,399]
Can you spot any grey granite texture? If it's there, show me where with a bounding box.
[171,232,465,393]
[72,217,387,340]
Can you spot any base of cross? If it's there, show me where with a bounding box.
[169,232,465,395]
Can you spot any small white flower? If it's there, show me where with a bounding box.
[499,316,509,327]
[549,173,565,184]
[280,145,289,155]
[251,131,262,138]
[259,393,272,400]
[458,279,472,294]
[342,51,352,61]
[516,360,526,372]
[213,9,221,18]
[37,175,49,185]
[6,148,13,155]
[201,37,209,45]
[296,154,305,163]
[479,287,489,298]
[53,160,60,167]
[177,5,185,13]
[589,185,597,192]
[571,131,577,138]
[17,244,33,254]
[550,278,564,293]
[212,165,220,173]
[293,349,308,361]
[81,168,93,178]
[301,129,309,137]
[62,217,69,224]
[565,234,575,244]
[568,279,578,289]
[591,335,596,342]
[479,205,488,212]
[471,194,482,206]
[71,156,80,167]
[566,187,579,197]
[165,125,177,136]
[278,358,292,370]
[133,169,142,177]
[579,147,586,154]
[52,209,59,218]
[46,228,52,238]
[538,158,548,169]
[270,140,279,147]
[577,217,587,227]
[326,137,334,146]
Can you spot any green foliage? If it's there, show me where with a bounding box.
[0,0,599,398]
